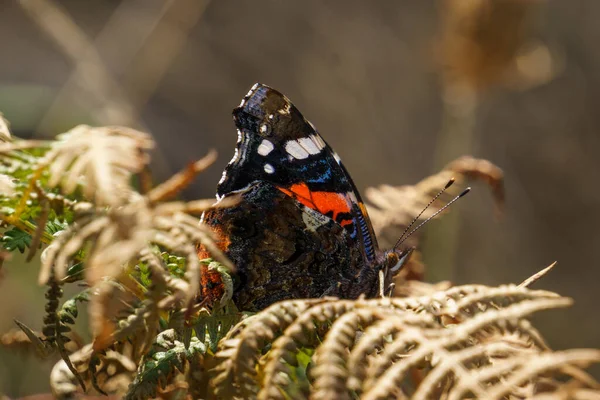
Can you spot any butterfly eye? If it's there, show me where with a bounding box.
[387,248,413,273]
[259,123,272,136]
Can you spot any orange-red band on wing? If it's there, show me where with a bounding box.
[197,221,231,259]
[278,183,354,226]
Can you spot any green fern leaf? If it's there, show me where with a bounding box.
[1,228,32,253]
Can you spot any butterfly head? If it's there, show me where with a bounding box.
[377,247,413,294]
[384,247,413,274]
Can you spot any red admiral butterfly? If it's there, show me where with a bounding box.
[199,83,411,311]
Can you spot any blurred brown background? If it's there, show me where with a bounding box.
[1,0,599,396]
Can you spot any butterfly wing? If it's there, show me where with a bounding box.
[217,83,379,263]
[200,181,374,311]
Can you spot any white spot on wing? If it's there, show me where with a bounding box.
[246,83,259,97]
[257,139,274,156]
[278,103,291,115]
[264,163,275,174]
[230,148,239,164]
[226,130,243,166]
[298,136,322,155]
[347,191,358,203]
[312,134,326,149]
[217,170,227,186]
[218,129,245,193]
[333,152,342,164]
[302,206,330,232]
[285,140,310,159]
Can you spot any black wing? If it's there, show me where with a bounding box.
[217,83,379,263]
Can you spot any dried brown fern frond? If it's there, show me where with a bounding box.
[211,284,600,400]
[37,198,234,356]
[39,125,154,207]
[366,155,504,249]
[211,299,326,399]
[39,192,235,288]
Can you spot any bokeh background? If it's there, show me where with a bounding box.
[1,0,599,396]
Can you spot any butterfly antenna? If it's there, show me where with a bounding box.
[395,187,471,248]
[393,178,456,251]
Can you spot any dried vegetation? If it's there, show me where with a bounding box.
[0,119,598,400]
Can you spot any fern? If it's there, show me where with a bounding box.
[124,329,206,400]
[0,227,32,253]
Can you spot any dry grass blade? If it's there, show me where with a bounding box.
[40,125,154,207]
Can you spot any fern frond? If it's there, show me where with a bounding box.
[213,284,599,400]
[366,155,504,249]
[146,149,217,203]
[448,349,600,400]
[258,300,358,400]
[361,297,573,399]
[311,308,384,400]
[40,125,154,207]
[211,299,324,398]
[124,329,206,400]
[49,343,137,399]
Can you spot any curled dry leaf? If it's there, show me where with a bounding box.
[39,125,154,207]
[50,343,137,398]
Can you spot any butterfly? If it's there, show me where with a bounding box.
[199,83,411,311]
